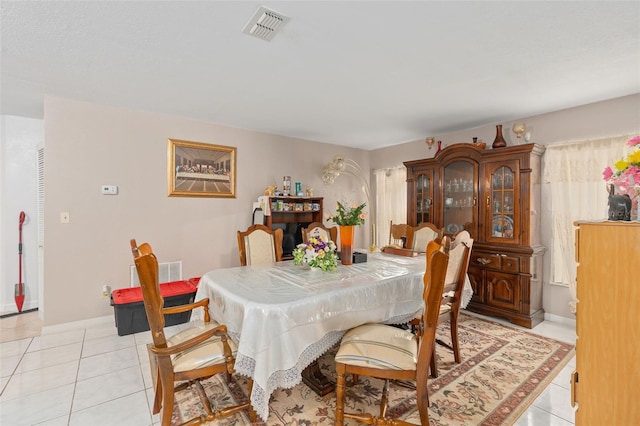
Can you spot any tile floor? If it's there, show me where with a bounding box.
[0,310,577,426]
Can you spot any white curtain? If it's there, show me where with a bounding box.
[374,166,407,248]
[542,134,635,313]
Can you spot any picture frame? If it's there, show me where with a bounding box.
[167,139,236,198]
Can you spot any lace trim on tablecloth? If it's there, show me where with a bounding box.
[235,330,345,421]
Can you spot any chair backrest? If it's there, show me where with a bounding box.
[389,221,413,248]
[130,239,168,349]
[415,237,449,410]
[301,222,338,244]
[237,224,284,266]
[445,230,474,289]
[410,222,442,252]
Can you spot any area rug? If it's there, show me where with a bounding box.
[171,313,575,425]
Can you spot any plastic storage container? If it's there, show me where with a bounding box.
[110,280,197,336]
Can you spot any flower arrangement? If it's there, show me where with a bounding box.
[292,236,338,271]
[602,135,640,191]
[326,201,367,226]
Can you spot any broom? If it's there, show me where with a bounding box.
[15,211,26,312]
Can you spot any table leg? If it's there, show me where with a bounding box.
[302,359,335,395]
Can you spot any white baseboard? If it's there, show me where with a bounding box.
[42,315,113,335]
[544,312,576,328]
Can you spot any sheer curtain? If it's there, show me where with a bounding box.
[543,134,635,313]
[374,166,407,249]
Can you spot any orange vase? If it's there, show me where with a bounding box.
[340,225,355,265]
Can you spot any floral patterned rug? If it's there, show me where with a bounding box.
[171,313,575,425]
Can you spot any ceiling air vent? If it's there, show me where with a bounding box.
[242,6,289,41]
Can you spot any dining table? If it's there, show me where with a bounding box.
[191,251,473,421]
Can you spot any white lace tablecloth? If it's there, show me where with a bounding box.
[192,252,436,421]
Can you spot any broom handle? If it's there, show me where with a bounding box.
[18,212,25,286]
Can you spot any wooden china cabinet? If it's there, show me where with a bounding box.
[404,143,546,328]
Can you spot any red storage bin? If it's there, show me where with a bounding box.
[110,280,197,336]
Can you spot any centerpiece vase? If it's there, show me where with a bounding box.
[339,225,355,265]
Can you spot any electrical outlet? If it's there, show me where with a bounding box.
[101,285,112,298]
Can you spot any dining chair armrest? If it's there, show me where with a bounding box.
[150,324,231,358]
[162,298,211,322]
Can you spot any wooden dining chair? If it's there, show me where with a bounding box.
[410,222,442,252]
[388,220,413,248]
[432,230,473,378]
[301,221,338,243]
[130,239,256,426]
[237,224,283,266]
[334,238,450,425]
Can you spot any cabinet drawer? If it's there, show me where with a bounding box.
[471,252,500,269]
[501,256,519,273]
[471,252,519,273]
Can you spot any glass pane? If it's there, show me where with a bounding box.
[443,161,474,235]
[416,173,431,224]
[490,166,515,240]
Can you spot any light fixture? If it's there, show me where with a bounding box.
[322,155,376,252]
[512,123,527,145]
[425,137,436,150]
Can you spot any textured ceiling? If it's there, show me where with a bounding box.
[1,1,639,150]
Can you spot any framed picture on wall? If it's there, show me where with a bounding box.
[167,139,237,198]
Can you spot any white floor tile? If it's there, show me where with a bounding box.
[77,346,140,381]
[145,386,161,425]
[32,415,69,426]
[14,342,82,373]
[81,333,135,358]
[72,365,145,412]
[83,322,120,341]
[69,389,152,426]
[0,383,74,426]
[1,360,79,401]
[530,382,576,423]
[27,329,85,352]
[0,337,32,359]
[140,361,154,390]
[1,354,22,378]
[552,363,575,390]
[515,405,575,426]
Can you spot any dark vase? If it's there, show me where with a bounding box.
[492,124,507,148]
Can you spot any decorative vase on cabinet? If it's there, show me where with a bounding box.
[404,143,546,328]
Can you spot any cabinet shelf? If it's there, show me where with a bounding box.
[265,197,324,257]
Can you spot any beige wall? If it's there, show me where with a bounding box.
[371,93,640,320]
[40,94,640,325]
[43,97,370,325]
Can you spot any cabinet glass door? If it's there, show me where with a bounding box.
[443,161,475,236]
[415,172,433,225]
[487,165,517,243]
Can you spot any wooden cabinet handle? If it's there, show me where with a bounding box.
[477,257,492,265]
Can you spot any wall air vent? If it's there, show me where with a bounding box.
[242,6,289,41]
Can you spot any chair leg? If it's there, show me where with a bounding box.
[246,378,257,423]
[430,346,438,378]
[380,379,390,418]
[336,364,346,426]
[159,371,175,426]
[450,310,461,363]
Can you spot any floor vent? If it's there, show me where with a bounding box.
[242,6,289,41]
[130,260,182,287]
